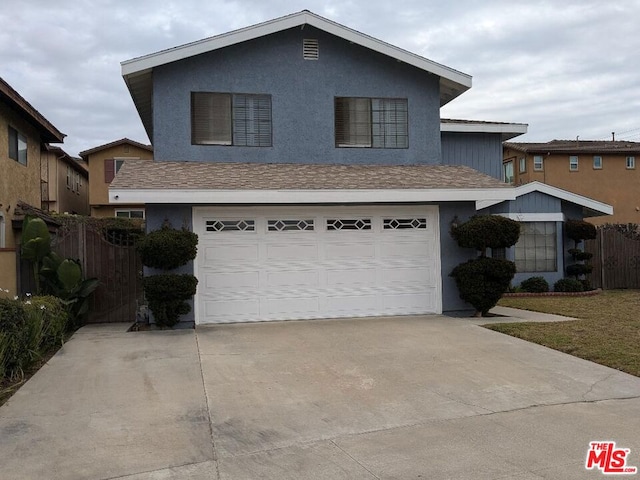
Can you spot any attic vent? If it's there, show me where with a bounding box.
[303,39,319,60]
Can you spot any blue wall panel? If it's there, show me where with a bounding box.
[441,132,502,179]
[153,26,441,165]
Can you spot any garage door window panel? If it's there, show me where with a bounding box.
[327,219,372,231]
[206,219,255,232]
[267,219,315,232]
[383,218,427,230]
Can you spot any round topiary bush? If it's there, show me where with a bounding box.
[450,257,516,316]
[566,263,593,277]
[519,276,550,293]
[451,215,520,253]
[143,274,198,328]
[138,222,198,270]
[554,278,584,292]
[565,219,596,244]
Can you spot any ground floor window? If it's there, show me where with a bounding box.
[115,209,145,219]
[514,222,557,272]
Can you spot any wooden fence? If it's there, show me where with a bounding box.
[19,223,143,323]
[585,225,640,289]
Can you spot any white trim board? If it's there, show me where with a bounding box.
[440,121,528,141]
[476,181,613,216]
[110,187,516,205]
[495,213,565,222]
[122,11,471,89]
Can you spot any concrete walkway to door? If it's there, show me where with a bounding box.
[1,313,640,479]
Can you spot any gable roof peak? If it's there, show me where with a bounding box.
[122,11,472,141]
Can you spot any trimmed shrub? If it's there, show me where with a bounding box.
[450,257,516,316]
[580,279,593,292]
[568,248,593,261]
[566,263,593,277]
[519,276,549,293]
[554,278,584,292]
[143,274,198,328]
[451,215,520,253]
[565,219,596,244]
[25,296,68,348]
[138,222,198,270]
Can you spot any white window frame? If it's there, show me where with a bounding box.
[569,155,579,171]
[115,209,145,219]
[503,160,514,184]
[519,157,526,173]
[514,221,558,273]
[66,165,72,189]
[626,156,635,169]
[593,156,602,169]
[191,92,272,147]
[533,155,544,171]
[335,97,408,149]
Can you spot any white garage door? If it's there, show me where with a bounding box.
[193,206,441,324]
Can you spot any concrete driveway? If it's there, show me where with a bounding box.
[1,315,640,479]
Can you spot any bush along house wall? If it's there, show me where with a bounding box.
[138,220,198,328]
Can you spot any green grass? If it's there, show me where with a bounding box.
[486,290,640,377]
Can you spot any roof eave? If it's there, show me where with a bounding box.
[442,121,528,141]
[122,10,472,132]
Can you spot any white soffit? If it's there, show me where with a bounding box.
[440,120,528,141]
[109,188,516,205]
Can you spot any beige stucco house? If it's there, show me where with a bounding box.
[0,77,65,297]
[80,138,153,218]
[41,145,89,215]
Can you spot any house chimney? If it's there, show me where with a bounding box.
[612,132,616,141]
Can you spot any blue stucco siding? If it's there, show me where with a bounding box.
[439,202,478,313]
[441,132,503,179]
[145,204,196,323]
[152,26,441,164]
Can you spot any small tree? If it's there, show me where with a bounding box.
[450,215,520,316]
[564,219,596,285]
[139,220,198,328]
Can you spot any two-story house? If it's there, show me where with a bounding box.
[0,77,65,297]
[79,138,153,218]
[503,140,640,225]
[111,11,611,323]
[41,144,89,215]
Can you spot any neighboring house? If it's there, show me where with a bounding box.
[79,138,153,218]
[41,144,89,215]
[503,140,639,225]
[0,77,65,297]
[112,11,611,323]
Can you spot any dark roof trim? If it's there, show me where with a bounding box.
[79,137,153,158]
[504,140,640,155]
[0,77,65,143]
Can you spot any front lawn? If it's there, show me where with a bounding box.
[486,290,640,377]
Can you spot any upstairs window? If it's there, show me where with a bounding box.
[593,156,602,169]
[626,156,635,169]
[8,126,27,165]
[533,155,544,171]
[335,97,408,148]
[192,92,272,147]
[503,160,514,184]
[569,155,579,171]
[519,157,526,173]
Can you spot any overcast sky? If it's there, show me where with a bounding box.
[3,0,640,157]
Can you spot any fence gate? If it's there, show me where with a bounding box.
[18,223,143,323]
[585,226,640,290]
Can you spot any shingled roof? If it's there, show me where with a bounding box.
[111,160,511,191]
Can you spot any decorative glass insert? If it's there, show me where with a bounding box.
[326,218,372,231]
[383,218,427,230]
[514,222,557,272]
[268,219,314,231]
[206,219,255,232]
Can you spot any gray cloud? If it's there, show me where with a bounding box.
[2,0,640,156]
